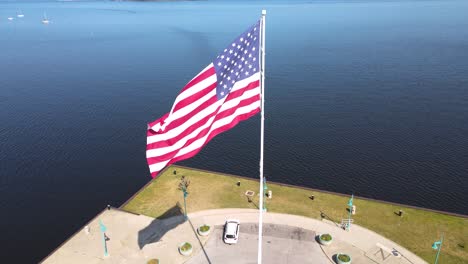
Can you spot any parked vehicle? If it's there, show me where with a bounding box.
[223,219,240,244]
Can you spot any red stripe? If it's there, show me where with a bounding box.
[147,96,260,162]
[148,112,169,132]
[163,94,218,133]
[179,66,215,94]
[147,81,259,147]
[149,108,260,178]
[172,81,216,113]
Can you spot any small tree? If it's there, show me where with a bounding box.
[178,175,190,192]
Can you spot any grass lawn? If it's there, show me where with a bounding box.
[122,166,467,264]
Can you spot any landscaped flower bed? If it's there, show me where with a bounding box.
[336,253,351,264]
[179,242,193,256]
[198,224,211,236]
[318,233,333,246]
[147,259,159,264]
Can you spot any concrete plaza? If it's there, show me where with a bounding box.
[42,208,427,264]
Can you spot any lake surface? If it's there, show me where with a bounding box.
[1,0,467,262]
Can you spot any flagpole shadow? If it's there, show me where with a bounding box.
[187,218,212,264]
[137,203,185,249]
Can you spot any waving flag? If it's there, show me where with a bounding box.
[146,20,262,177]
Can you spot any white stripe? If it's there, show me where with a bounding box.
[147,73,260,143]
[163,88,217,130]
[147,99,223,144]
[219,87,260,112]
[148,100,260,173]
[147,86,260,156]
[170,73,217,113]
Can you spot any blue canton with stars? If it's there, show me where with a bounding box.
[213,20,261,100]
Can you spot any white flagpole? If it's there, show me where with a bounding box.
[258,9,266,264]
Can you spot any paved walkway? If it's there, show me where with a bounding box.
[42,208,427,264]
[186,223,329,264]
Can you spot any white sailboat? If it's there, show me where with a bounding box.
[7,17,14,21]
[17,10,25,18]
[42,12,50,24]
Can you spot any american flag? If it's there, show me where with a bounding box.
[146,19,262,177]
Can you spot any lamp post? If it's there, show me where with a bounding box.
[263,177,268,211]
[99,220,108,257]
[178,176,190,220]
[347,194,353,231]
[182,187,188,220]
[432,234,444,264]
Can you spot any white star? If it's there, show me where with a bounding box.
[221,55,224,59]
[217,62,222,66]
[253,58,256,61]
[252,47,256,51]
[235,72,239,76]
[247,33,251,37]
[220,81,223,84]
[223,84,227,88]
[254,37,257,41]
[234,52,237,56]
[237,45,241,49]
[246,42,250,46]
[231,60,234,64]
[234,62,237,66]
[248,54,252,58]
[244,61,248,64]
[228,67,231,71]
[229,49,233,54]
[254,27,257,31]
[230,69,234,73]
[240,37,244,41]
[245,71,249,75]
[227,76,231,80]
[248,64,252,69]
[241,57,245,61]
[231,80,235,84]
[224,49,227,52]
[232,43,236,47]
[224,65,227,69]
[238,65,242,69]
[253,68,257,71]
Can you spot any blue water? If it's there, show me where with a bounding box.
[1,0,468,262]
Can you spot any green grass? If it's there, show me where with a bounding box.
[122,166,468,264]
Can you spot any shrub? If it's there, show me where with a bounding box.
[338,254,351,262]
[147,259,159,264]
[320,234,332,241]
[199,225,210,232]
[180,242,192,251]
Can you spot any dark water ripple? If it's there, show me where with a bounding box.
[1,0,468,263]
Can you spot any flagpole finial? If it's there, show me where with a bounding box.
[262,10,267,15]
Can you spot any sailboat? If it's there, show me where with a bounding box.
[17,10,25,18]
[42,12,50,24]
[7,17,14,21]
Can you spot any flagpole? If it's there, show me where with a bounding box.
[258,9,266,264]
